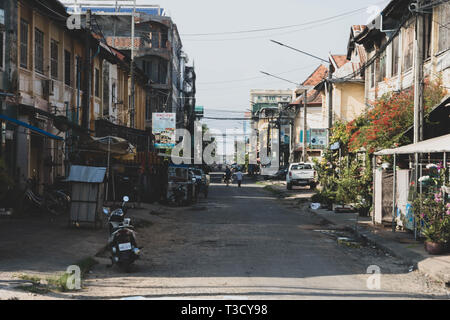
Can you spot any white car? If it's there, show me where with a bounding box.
[286,163,316,190]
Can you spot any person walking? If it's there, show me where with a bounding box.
[234,169,243,188]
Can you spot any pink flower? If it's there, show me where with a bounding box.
[434,192,442,203]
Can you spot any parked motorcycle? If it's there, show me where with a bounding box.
[103,196,141,272]
[168,184,186,206]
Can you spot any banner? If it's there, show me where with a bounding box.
[300,128,328,149]
[152,113,176,149]
[309,128,328,148]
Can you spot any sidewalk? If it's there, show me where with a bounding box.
[263,181,450,286]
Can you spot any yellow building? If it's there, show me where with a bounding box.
[13,0,149,187]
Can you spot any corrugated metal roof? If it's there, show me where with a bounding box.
[66,166,107,183]
[375,134,450,155]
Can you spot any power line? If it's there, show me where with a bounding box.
[182,12,366,42]
[180,3,386,37]
[197,64,316,85]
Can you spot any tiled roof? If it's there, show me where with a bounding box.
[331,55,348,69]
[291,65,328,105]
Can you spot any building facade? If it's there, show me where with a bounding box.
[0,0,151,189]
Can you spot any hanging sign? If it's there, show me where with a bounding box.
[152,113,176,149]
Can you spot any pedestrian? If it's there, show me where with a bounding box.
[235,169,243,187]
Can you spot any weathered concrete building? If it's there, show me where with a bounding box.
[82,8,196,132]
[0,0,150,189]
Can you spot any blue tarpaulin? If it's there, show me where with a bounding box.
[0,114,63,140]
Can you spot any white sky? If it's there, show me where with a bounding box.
[66,0,390,154]
[151,0,389,126]
[155,0,390,154]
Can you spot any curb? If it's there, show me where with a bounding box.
[262,186,450,285]
[304,205,449,285]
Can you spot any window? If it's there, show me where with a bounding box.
[291,164,312,170]
[391,35,399,76]
[161,32,168,48]
[102,61,110,115]
[50,40,58,79]
[424,13,432,59]
[403,23,414,71]
[94,68,100,97]
[64,50,71,86]
[112,83,116,104]
[151,32,159,48]
[438,2,450,52]
[35,28,44,74]
[20,19,28,68]
[75,56,81,89]
[369,62,375,88]
[376,51,386,83]
[0,31,4,70]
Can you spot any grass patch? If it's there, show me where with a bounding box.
[16,284,50,294]
[76,257,98,277]
[16,257,98,294]
[263,185,285,198]
[17,274,41,284]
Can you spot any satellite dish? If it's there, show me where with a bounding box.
[53,116,70,132]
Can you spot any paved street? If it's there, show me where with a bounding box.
[60,176,447,300]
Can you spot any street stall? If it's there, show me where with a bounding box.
[167,164,196,205]
[66,165,107,228]
[374,134,450,243]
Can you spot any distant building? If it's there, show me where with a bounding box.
[290,65,328,162]
[67,4,196,132]
[250,89,294,168]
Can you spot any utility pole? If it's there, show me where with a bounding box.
[130,0,136,128]
[413,0,424,240]
[268,40,332,144]
[413,0,424,143]
[81,9,92,129]
[302,89,308,162]
[327,64,333,142]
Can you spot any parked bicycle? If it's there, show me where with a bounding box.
[21,179,70,216]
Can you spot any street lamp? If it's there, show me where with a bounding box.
[270,39,333,145]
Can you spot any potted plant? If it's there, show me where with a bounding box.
[414,194,450,255]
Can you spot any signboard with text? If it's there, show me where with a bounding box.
[300,128,327,149]
[152,113,176,149]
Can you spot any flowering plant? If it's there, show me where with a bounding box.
[413,194,450,243]
[413,164,450,244]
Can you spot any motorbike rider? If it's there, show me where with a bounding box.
[224,166,232,185]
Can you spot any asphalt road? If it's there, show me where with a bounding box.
[72,175,449,299]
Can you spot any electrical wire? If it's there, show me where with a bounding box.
[198,64,316,85]
[182,13,366,42]
[180,3,387,37]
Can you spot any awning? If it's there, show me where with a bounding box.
[0,114,63,140]
[66,165,106,183]
[374,134,450,155]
